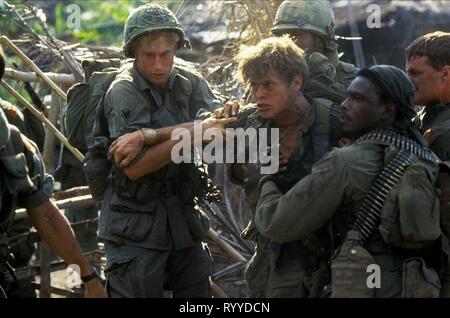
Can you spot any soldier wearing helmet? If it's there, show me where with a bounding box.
[240,0,358,298]
[272,0,358,91]
[97,3,226,298]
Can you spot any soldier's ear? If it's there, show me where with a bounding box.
[381,102,397,121]
[291,74,303,91]
[441,65,450,83]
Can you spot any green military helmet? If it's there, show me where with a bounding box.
[123,3,190,57]
[271,0,336,41]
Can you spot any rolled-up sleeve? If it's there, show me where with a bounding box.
[17,138,53,209]
[255,149,348,243]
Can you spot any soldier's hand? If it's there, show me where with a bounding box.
[213,100,240,119]
[84,279,108,298]
[109,130,144,168]
[198,117,237,142]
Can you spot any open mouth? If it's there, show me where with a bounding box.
[257,104,271,112]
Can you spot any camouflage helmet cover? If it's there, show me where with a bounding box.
[271,0,336,41]
[123,3,190,57]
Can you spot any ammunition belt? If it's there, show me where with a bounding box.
[351,150,416,244]
[355,129,439,162]
[351,129,436,244]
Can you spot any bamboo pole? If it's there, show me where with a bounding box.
[4,68,76,85]
[0,36,68,101]
[207,228,247,262]
[0,80,84,161]
[211,281,228,298]
[15,194,97,219]
[53,186,91,200]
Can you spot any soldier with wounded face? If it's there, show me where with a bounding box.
[222,36,342,298]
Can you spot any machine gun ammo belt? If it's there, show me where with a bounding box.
[350,130,436,244]
[355,129,439,163]
[351,150,416,244]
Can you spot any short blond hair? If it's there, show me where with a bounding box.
[236,35,309,86]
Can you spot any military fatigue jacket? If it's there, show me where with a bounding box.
[255,141,385,245]
[234,97,341,272]
[255,129,446,297]
[99,62,221,251]
[1,123,53,232]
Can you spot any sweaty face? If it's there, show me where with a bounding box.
[406,56,445,107]
[340,76,388,139]
[251,70,298,121]
[134,35,176,92]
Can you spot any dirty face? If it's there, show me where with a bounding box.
[134,34,176,92]
[251,69,300,121]
[406,56,445,107]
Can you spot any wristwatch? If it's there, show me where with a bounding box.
[81,267,100,283]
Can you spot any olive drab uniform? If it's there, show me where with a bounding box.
[238,0,357,298]
[231,96,342,297]
[0,99,45,152]
[256,126,450,298]
[0,99,47,297]
[414,102,450,161]
[0,109,53,298]
[95,60,222,297]
[87,4,222,297]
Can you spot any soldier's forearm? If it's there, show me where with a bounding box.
[27,200,93,277]
[123,138,180,180]
[149,122,194,145]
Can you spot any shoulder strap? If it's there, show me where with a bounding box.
[310,98,332,162]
